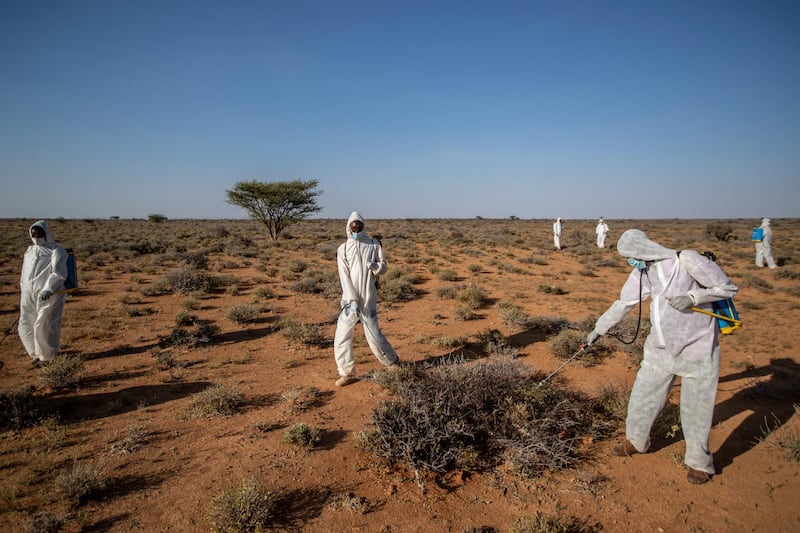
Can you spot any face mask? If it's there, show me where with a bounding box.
[350,231,362,240]
[627,258,646,270]
[32,237,46,246]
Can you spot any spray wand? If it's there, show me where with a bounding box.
[538,343,588,386]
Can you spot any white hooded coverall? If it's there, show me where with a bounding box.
[19,220,68,362]
[755,217,777,269]
[333,212,399,377]
[595,218,609,248]
[591,229,737,475]
[553,218,562,250]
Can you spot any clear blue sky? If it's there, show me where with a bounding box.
[2,1,798,221]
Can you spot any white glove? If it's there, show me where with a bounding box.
[586,330,600,346]
[40,290,53,301]
[669,295,695,311]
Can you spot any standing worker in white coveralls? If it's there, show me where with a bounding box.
[595,217,609,248]
[586,229,737,484]
[552,218,563,250]
[754,217,778,269]
[19,220,69,365]
[333,212,400,386]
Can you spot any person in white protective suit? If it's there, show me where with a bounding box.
[585,229,737,484]
[19,220,69,364]
[595,217,609,248]
[754,217,777,269]
[552,218,563,250]
[333,212,400,386]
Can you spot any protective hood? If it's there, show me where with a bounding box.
[556,217,561,223]
[30,220,55,245]
[761,218,771,227]
[345,211,365,237]
[616,229,676,261]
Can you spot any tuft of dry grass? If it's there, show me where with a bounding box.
[207,478,280,533]
[186,384,243,419]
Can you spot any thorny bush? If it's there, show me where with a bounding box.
[360,357,614,490]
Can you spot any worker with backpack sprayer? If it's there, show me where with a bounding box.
[585,229,738,485]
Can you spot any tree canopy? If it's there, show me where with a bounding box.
[226,179,322,240]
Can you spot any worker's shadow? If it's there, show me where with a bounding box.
[712,358,800,473]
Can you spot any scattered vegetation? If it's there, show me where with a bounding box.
[225,303,261,324]
[277,318,327,347]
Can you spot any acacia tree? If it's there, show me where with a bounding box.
[226,179,322,240]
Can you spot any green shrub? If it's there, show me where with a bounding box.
[282,423,320,449]
[207,478,280,533]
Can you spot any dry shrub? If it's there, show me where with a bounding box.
[56,459,107,504]
[29,511,65,533]
[548,329,612,366]
[277,318,327,347]
[509,512,597,533]
[0,385,39,430]
[740,273,773,292]
[143,268,226,295]
[706,222,734,242]
[186,384,243,419]
[207,478,280,533]
[538,283,567,295]
[430,336,468,350]
[360,358,613,490]
[159,322,219,348]
[225,303,261,324]
[497,300,533,328]
[39,354,85,390]
[378,265,421,303]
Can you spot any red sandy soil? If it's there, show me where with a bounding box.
[0,218,798,532]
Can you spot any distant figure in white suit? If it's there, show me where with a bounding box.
[596,218,609,248]
[552,218,563,250]
[754,217,778,269]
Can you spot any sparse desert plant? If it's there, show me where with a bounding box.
[186,384,243,419]
[0,384,39,430]
[457,284,489,309]
[207,478,280,533]
[29,511,65,533]
[431,336,468,350]
[468,263,483,273]
[454,303,479,321]
[508,512,592,533]
[497,300,533,328]
[56,459,107,504]
[760,414,800,462]
[438,269,459,281]
[147,213,168,223]
[378,266,421,303]
[174,312,197,327]
[282,422,320,449]
[740,273,773,292]
[39,354,85,389]
[548,329,611,366]
[706,222,734,242]
[254,286,275,299]
[181,296,201,310]
[538,283,567,295]
[159,322,219,348]
[277,318,328,347]
[225,303,261,324]
[328,491,369,514]
[109,425,150,455]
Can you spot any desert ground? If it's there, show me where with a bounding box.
[1,217,798,533]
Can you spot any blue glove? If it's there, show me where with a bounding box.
[586,330,600,346]
[40,290,53,301]
[669,295,695,311]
